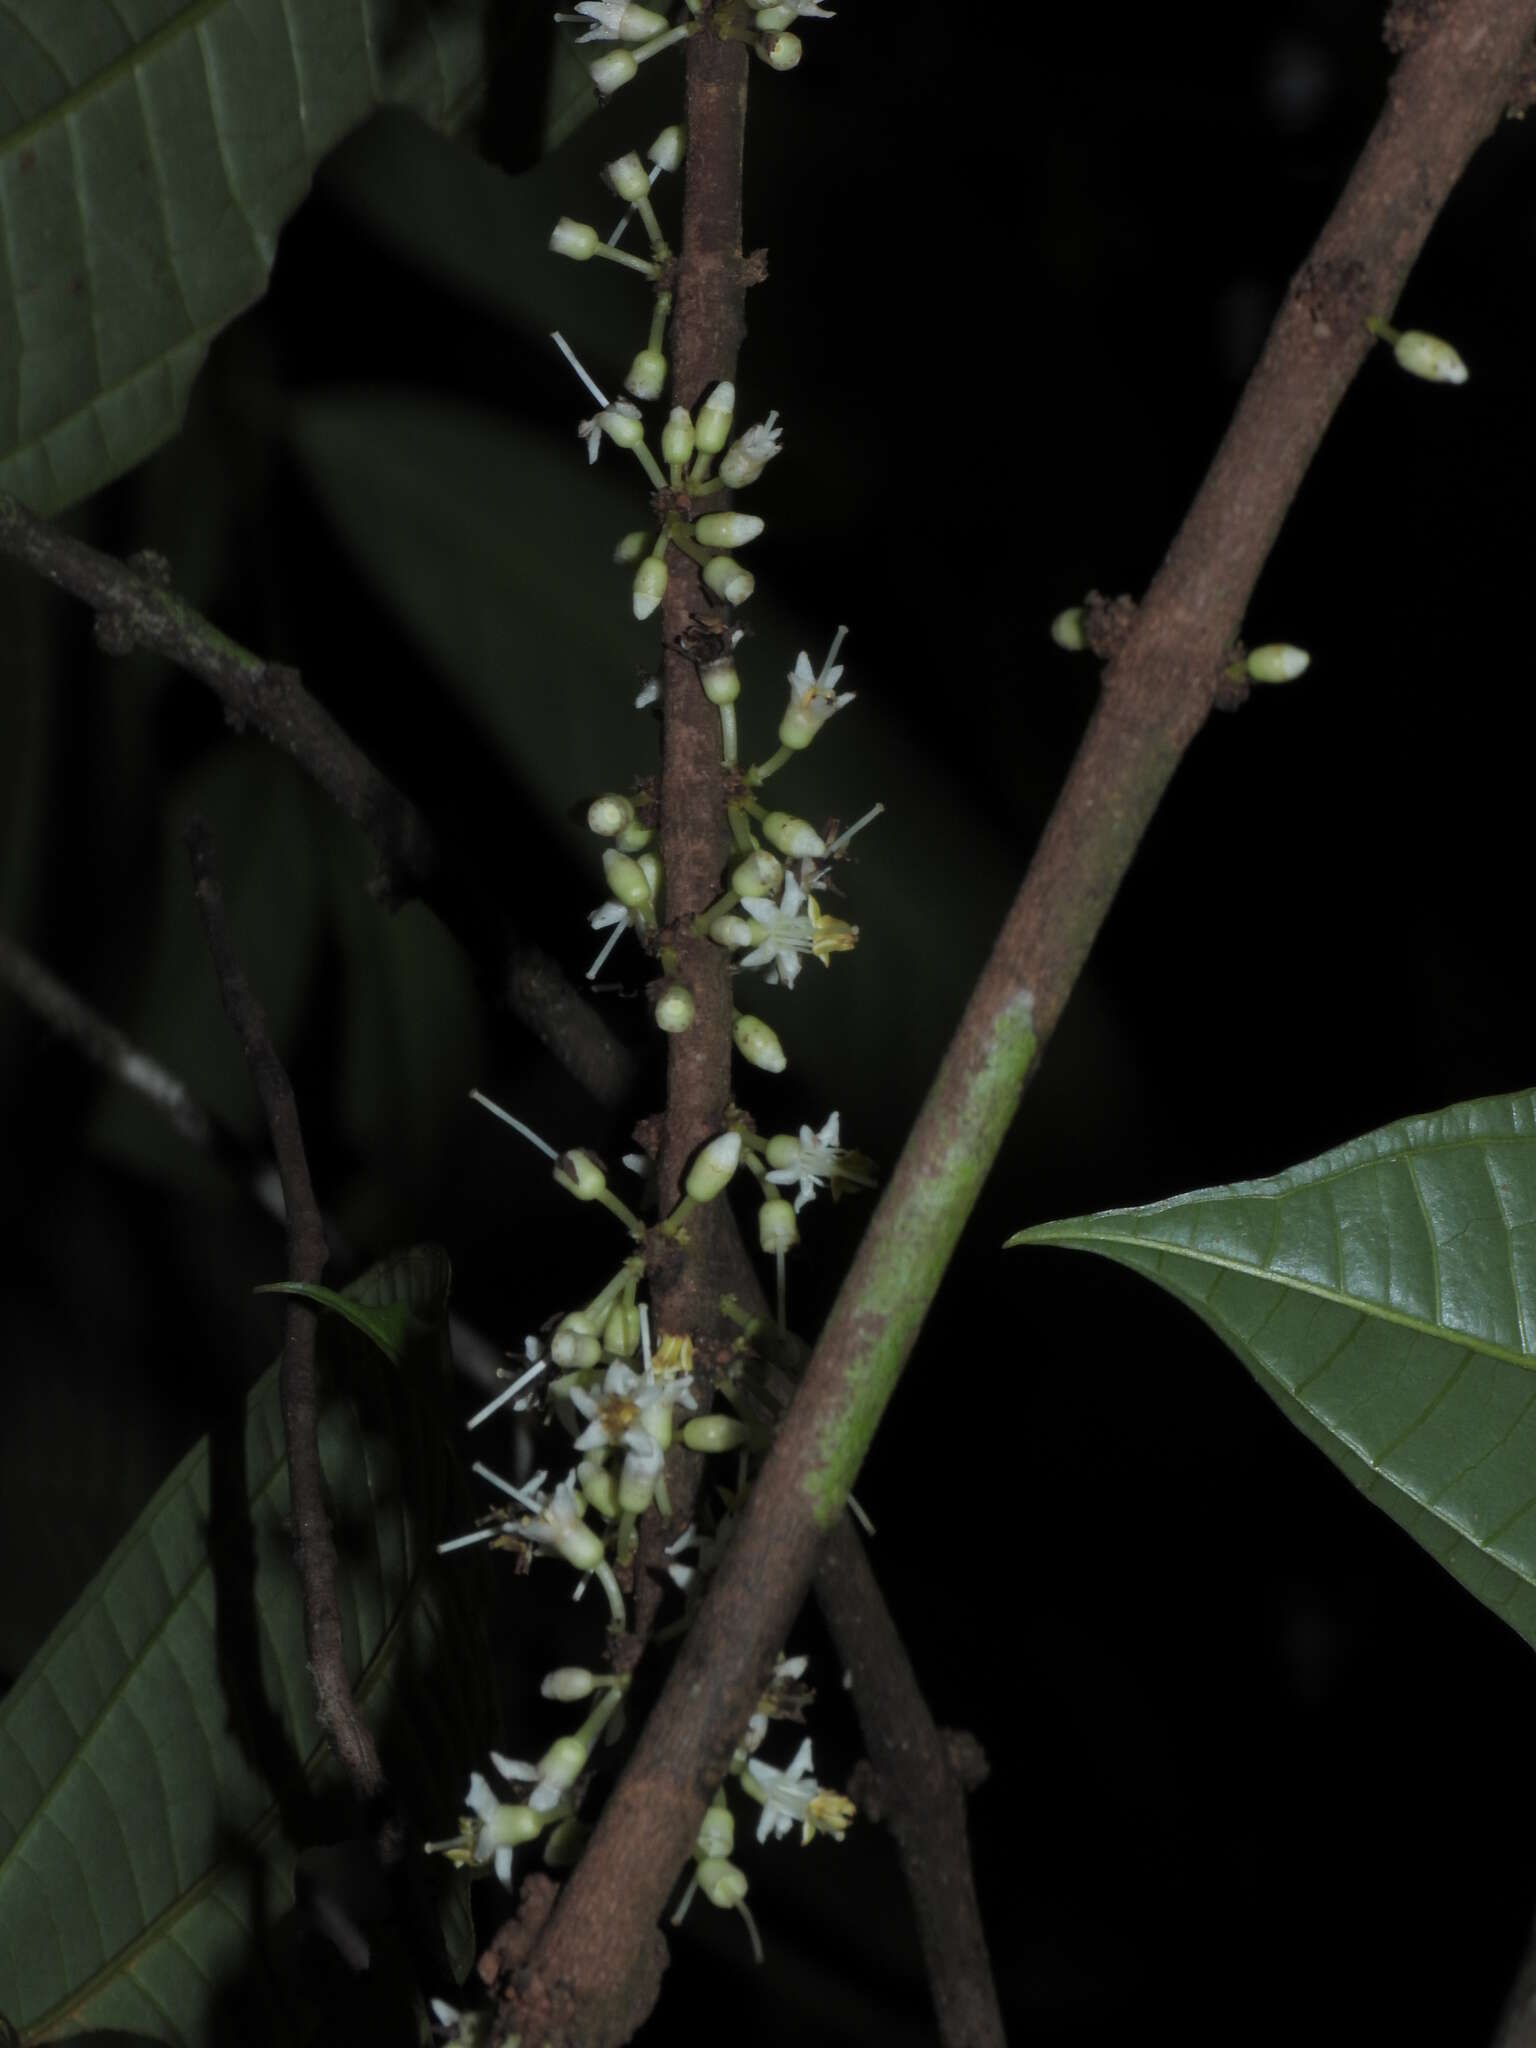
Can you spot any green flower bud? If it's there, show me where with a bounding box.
[538,1735,589,1791]
[655,982,697,1034]
[605,151,651,203]
[550,217,599,261]
[765,1133,801,1170]
[637,850,663,901]
[683,1413,753,1452]
[599,408,645,452]
[694,381,736,453]
[762,811,826,859]
[777,700,820,750]
[685,1131,742,1203]
[577,1458,619,1518]
[757,28,802,68]
[630,547,661,612]
[1393,329,1468,385]
[702,555,754,605]
[734,1014,787,1074]
[695,511,764,548]
[696,1803,735,1860]
[618,1456,658,1514]
[543,1817,591,1868]
[614,530,650,564]
[661,406,696,466]
[755,3,798,27]
[589,48,638,95]
[700,656,740,704]
[649,125,685,173]
[588,793,635,836]
[731,849,782,895]
[615,818,654,853]
[1050,606,1088,651]
[758,1197,798,1254]
[541,1667,598,1702]
[709,913,755,949]
[554,1151,607,1201]
[603,848,653,909]
[602,1302,641,1356]
[1245,643,1310,683]
[625,349,668,402]
[551,1318,604,1371]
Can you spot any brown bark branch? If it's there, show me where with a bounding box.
[506,5,1536,2039]
[185,816,387,1810]
[0,489,634,1107]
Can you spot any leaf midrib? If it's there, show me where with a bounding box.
[1020,1228,1536,1371]
[1,0,232,159]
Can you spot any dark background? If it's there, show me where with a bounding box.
[5,1,1536,2041]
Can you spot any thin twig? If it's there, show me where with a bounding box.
[510,6,1536,2034]
[0,487,634,1107]
[185,817,386,1808]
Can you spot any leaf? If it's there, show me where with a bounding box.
[1009,1090,1536,1648]
[0,0,486,513]
[252,1277,442,1368]
[0,1245,492,2046]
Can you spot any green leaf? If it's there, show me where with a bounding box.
[1009,1091,1536,1647]
[0,0,486,513]
[252,1275,442,1368]
[0,1245,491,2045]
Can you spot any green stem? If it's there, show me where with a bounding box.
[719,701,738,768]
[745,744,792,786]
[594,243,660,280]
[648,290,673,358]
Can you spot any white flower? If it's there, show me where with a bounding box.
[781,625,855,744]
[744,1652,812,1752]
[736,873,856,989]
[587,891,645,981]
[570,1359,697,1458]
[560,1,667,42]
[463,1770,542,1886]
[718,411,784,488]
[744,1737,856,1846]
[578,397,641,466]
[764,1111,877,1212]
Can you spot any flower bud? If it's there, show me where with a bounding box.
[649,124,685,172]
[1393,329,1468,385]
[731,849,782,895]
[754,3,798,27]
[1050,606,1088,651]
[615,819,653,853]
[700,656,740,705]
[598,407,644,452]
[603,1302,641,1356]
[618,1453,659,1514]
[697,1803,735,1859]
[603,848,653,909]
[762,810,826,858]
[577,1457,619,1518]
[605,151,651,203]
[637,850,663,901]
[589,48,638,95]
[685,1130,742,1203]
[538,1735,589,1791]
[709,914,755,949]
[702,555,754,605]
[552,1315,604,1369]
[765,1133,801,1171]
[543,1817,590,1867]
[587,793,634,836]
[541,1667,598,1702]
[758,1197,798,1254]
[553,1511,606,1572]
[695,511,764,548]
[661,406,696,466]
[614,530,650,564]
[549,217,599,261]
[756,29,802,68]
[625,349,667,402]
[694,381,736,453]
[632,556,666,620]
[734,1014,787,1073]
[1245,643,1310,683]
[655,982,696,1034]
[778,700,820,751]
[683,1413,753,1452]
[554,1150,607,1201]
[697,1856,749,1908]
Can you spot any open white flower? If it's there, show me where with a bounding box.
[570,1358,697,1458]
[559,1,668,41]
[736,872,856,989]
[744,1737,856,1846]
[781,626,855,747]
[578,397,642,466]
[764,1111,877,1212]
[425,1769,542,1888]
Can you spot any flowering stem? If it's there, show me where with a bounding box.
[692,887,739,932]
[745,743,792,785]
[718,700,739,767]
[631,439,668,491]
[726,803,755,855]
[648,288,673,357]
[592,241,660,279]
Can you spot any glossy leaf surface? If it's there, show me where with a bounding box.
[0,1245,484,2044]
[0,0,484,511]
[1010,1092,1536,1645]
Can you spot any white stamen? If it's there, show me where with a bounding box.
[467,1355,549,1431]
[823,623,849,673]
[473,1460,548,1511]
[437,1527,497,1554]
[825,803,885,858]
[551,330,609,410]
[587,916,628,981]
[640,1301,653,1373]
[470,1089,560,1160]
